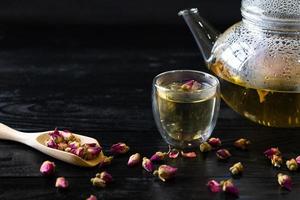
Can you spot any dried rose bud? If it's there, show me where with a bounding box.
[286,158,298,171]
[207,180,221,193]
[96,171,113,183]
[55,177,69,189]
[91,177,106,188]
[83,143,97,148]
[234,138,251,150]
[68,141,81,149]
[208,138,221,148]
[181,151,197,158]
[86,195,97,200]
[60,130,75,141]
[200,142,212,152]
[99,156,114,168]
[40,161,56,176]
[220,179,239,196]
[277,173,292,191]
[84,146,102,160]
[110,142,130,154]
[74,147,85,158]
[50,129,64,144]
[296,156,300,165]
[153,165,177,182]
[229,162,244,175]
[271,155,283,168]
[45,139,58,149]
[264,147,281,159]
[150,151,167,162]
[181,80,201,91]
[57,142,68,151]
[142,157,154,172]
[128,153,141,166]
[168,149,179,158]
[216,149,231,160]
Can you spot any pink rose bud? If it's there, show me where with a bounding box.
[40,161,56,176]
[128,153,141,167]
[110,142,130,154]
[68,141,80,149]
[75,147,85,158]
[153,165,177,182]
[181,151,197,158]
[221,179,239,197]
[208,137,222,148]
[150,151,167,162]
[296,156,300,165]
[96,171,113,183]
[234,138,251,150]
[277,173,292,191]
[168,149,179,159]
[207,180,221,193]
[216,149,231,160]
[87,146,102,156]
[99,156,114,168]
[45,139,58,149]
[55,177,69,189]
[91,177,106,188]
[60,130,75,141]
[264,147,281,159]
[49,128,64,143]
[181,80,201,91]
[86,195,97,200]
[142,157,154,172]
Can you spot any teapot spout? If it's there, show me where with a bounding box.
[178,8,219,63]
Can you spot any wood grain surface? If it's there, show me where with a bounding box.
[0,32,299,200]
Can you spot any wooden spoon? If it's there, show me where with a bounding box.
[0,123,104,167]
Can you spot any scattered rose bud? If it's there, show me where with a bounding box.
[86,195,97,200]
[168,149,179,159]
[55,177,69,189]
[234,138,251,150]
[40,161,56,176]
[296,156,300,165]
[128,153,141,166]
[271,155,283,168]
[208,138,221,148]
[264,147,281,159]
[286,158,298,171]
[99,156,114,168]
[207,180,221,193]
[91,177,106,188]
[96,171,113,183]
[153,165,177,182]
[142,157,154,172]
[277,173,292,191]
[110,142,130,154]
[220,179,239,196]
[216,149,231,160]
[150,151,167,162]
[181,151,197,158]
[229,162,244,175]
[200,142,212,152]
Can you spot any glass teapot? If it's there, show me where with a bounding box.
[179,0,300,128]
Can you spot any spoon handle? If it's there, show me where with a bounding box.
[0,123,28,143]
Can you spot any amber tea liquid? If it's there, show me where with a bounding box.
[211,62,300,127]
[155,82,218,147]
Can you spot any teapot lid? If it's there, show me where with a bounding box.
[242,0,300,30]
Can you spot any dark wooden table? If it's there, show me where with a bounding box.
[0,28,299,200]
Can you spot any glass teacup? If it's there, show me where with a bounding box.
[152,70,220,149]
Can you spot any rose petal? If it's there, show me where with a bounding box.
[168,149,179,159]
[181,151,197,158]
